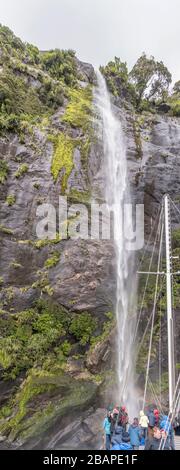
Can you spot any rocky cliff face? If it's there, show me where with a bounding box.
[0,27,180,449]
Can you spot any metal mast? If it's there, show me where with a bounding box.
[164,194,175,413]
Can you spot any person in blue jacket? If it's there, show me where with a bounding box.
[129,418,141,449]
[103,411,112,450]
[147,409,156,428]
[159,414,175,450]
[111,420,123,447]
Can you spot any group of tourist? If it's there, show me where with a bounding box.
[103,405,176,450]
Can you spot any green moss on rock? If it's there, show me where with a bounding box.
[62,86,92,131]
[44,251,60,269]
[68,188,91,203]
[0,225,14,235]
[6,194,16,206]
[15,163,28,178]
[0,370,98,442]
[50,133,74,192]
[0,160,9,184]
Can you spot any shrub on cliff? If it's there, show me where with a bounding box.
[41,49,78,86]
[100,57,136,103]
[0,160,9,183]
[0,24,25,64]
[168,81,180,116]
[69,313,97,346]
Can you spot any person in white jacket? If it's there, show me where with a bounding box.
[139,410,149,440]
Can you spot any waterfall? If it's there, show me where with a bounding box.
[95,71,137,417]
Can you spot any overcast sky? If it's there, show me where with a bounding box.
[0,0,179,82]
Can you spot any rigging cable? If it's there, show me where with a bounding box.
[137,277,165,357]
[142,209,164,410]
[158,247,163,410]
[134,203,163,342]
[148,378,163,413]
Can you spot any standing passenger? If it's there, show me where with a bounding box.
[103,411,112,450]
[129,418,141,450]
[139,410,149,440]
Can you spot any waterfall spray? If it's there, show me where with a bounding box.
[95,70,138,417]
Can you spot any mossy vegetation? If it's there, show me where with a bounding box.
[0,296,103,442]
[50,133,75,191]
[90,312,115,350]
[68,188,91,203]
[10,261,22,269]
[0,299,103,384]
[0,160,9,184]
[0,24,82,140]
[34,234,61,249]
[0,225,14,235]
[0,301,69,380]
[69,312,97,346]
[15,163,28,178]
[168,91,180,116]
[62,86,92,131]
[0,369,59,438]
[6,194,16,206]
[44,251,60,269]
[33,182,40,190]
[50,86,93,191]
[0,370,97,441]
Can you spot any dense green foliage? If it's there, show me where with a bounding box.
[100,57,136,103]
[0,300,100,380]
[69,312,97,345]
[101,53,176,114]
[41,49,77,86]
[0,24,82,137]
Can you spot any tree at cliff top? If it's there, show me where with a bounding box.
[100,54,172,110]
[100,57,136,103]
[129,53,172,105]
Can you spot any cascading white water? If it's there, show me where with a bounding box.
[95,71,137,417]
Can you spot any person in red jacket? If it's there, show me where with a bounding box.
[154,409,160,426]
[118,406,129,430]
